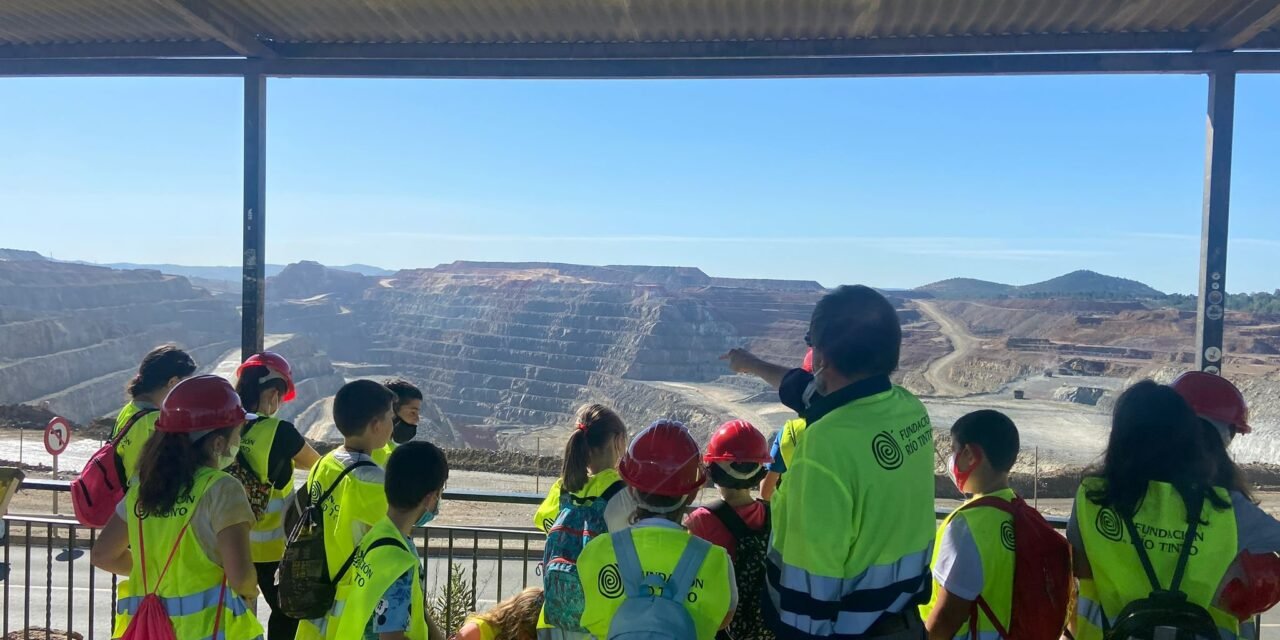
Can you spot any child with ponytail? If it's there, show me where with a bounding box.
[534,404,631,639]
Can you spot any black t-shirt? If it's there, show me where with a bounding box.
[245,418,307,490]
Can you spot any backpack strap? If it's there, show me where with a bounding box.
[958,496,1017,640]
[1121,495,1203,596]
[332,537,409,585]
[136,512,191,596]
[665,536,712,604]
[612,529,646,600]
[600,480,627,502]
[315,460,377,507]
[708,500,751,541]
[112,408,157,446]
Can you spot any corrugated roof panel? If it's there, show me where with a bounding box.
[1,0,211,45]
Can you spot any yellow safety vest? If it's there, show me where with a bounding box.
[920,489,1017,640]
[1074,478,1238,640]
[111,401,159,482]
[237,417,294,563]
[461,616,498,640]
[372,442,395,467]
[777,417,808,470]
[578,526,734,640]
[534,469,624,533]
[116,467,264,640]
[295,451,388,640]
[768,383,935,637]
[328,516,428,640]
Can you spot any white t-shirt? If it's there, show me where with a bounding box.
[932,516,985,601]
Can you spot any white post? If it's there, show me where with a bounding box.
[52,454,58,514]
[1033,446,1039,510]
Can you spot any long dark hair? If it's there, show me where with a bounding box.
[1087,380,1231,522]
[561,404,626,494]
[134,427,233,517]
[1202,419,1256,502]
[235,365,288,413]
[128,345,196,399]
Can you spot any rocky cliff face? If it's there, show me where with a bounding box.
[0,261,240,422]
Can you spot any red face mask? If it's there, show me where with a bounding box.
[948,446,982,495]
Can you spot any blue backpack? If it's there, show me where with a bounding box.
[542,480,626,630]
[607,529,710,640]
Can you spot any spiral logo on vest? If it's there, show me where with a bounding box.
[1095,507,1124,542]
[598,564,624,599]
[1000,520,1015,551]
[871,432,904,470]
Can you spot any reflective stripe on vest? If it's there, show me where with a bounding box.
[1075,478,1239,639]
[766,385,935,639]
[116,582,252,617]
[249,528,285,543]
[1077,593,1109,631]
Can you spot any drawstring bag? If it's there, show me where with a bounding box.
[122,516,227,640]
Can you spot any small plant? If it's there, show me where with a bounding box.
[429,562,476,636]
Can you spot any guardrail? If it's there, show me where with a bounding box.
[0,479,1075,637]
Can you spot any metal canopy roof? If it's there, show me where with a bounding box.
[2,0,1280,77]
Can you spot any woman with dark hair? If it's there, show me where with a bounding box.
[1068,380,1280,640]
[111,345,197,482]
[232,351,320,640]
[92,376,263,639]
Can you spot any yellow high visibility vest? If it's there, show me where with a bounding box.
[1074,478,1238,640]
[578,526,734,640]
[461,616,499,640]
[919,489,1017,640]
[767,384,935,636]
[116,467,264,640]
[372,442,395,467]
[111,401,159,482]
[777,417,808,470]
[328,516,428,640]
[236,417,294,563]
[295,451,387,640]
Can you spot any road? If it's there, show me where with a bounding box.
[915,300,981,397]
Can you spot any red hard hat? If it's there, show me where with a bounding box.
[705,419,773,464]
[618,420,707,497]
[237,351,296,402]
[802,348,814,373]
[1217,552,1280,621]
[157,375,252,434]
[1170,371,1251,435]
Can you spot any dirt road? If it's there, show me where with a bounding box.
[915,300,980,397]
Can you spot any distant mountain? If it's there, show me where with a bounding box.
[1019,270,1165,298]
[76,262,392,284]
[915,270,1164,300]
[329,264,394,277]
[0,249,48,262]
[916,278,1015,299]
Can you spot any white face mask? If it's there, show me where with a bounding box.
[215,437,239,470]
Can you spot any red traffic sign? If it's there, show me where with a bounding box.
[44,417,72,456]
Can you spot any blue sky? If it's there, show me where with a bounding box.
[1,74,1277,293]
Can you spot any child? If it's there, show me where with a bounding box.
[330,441,447,640]
[233,351,322,640]
[296,379,397,640]
[578,420,737,640]
[91,375,263,640]
[685,419,773,640]
[534,404,631,638]
[455,588,544,640]
[374,378,427,466]
[111,345,197,482]
[921,409,1021,639]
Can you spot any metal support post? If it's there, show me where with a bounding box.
[1196,72,1236,374]
[242,74,266,360]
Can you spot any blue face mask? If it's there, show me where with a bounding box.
[416,498,440,527]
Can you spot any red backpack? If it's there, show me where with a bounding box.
[72,409,155,528]
[959,495,1072,640]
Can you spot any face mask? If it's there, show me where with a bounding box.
[948,448,982,495]
[392,418,418,445]
[216,440,238,470]
[416,497,440,527]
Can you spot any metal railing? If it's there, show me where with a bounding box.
[0,479,1085,638]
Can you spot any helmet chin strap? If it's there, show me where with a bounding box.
[1208,418,1235,447]
[633,488,692,514]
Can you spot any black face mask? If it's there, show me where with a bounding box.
[392,418,418,445]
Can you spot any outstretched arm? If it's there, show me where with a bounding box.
[720,349,790,389]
